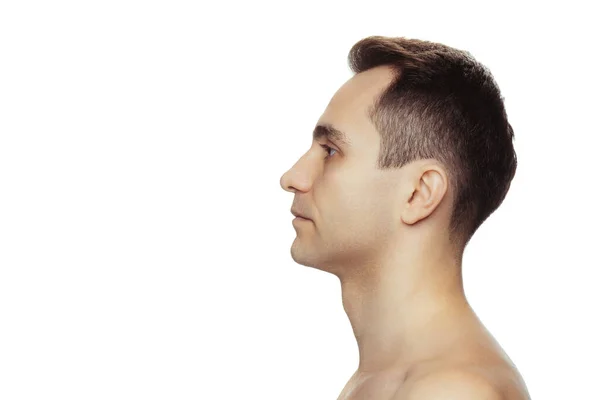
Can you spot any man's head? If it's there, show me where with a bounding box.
[280,36,517,277]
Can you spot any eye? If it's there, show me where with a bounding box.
[320,144,337,159]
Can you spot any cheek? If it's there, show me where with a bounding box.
[331,184,381,224]
[352,181,397,227]
[321,167,392,222]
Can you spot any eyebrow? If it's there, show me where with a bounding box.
[313,123,351,148]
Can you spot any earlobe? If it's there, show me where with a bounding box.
[401,189,421,225]
[401,202,419,225]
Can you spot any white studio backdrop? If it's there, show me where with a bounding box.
[0,1,598,399]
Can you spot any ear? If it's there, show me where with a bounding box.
[401,165,448,226]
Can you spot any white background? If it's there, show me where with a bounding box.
[1,1,598,399]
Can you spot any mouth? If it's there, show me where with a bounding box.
[293,216,311,222]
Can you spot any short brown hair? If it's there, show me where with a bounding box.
[348,36,517,252]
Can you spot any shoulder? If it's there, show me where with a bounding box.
[399,368,504,400]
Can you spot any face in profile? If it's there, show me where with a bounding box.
[280,66,409,278]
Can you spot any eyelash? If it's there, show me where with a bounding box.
[320,144,337,159]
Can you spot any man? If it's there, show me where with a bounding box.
[279,36,531,400]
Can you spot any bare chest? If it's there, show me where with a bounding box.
[336,375,403,400]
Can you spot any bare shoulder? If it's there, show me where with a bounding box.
[395,369,505,400]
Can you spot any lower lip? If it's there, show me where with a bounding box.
[293,216,311,222]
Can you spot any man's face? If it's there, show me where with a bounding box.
[280,65,406,276]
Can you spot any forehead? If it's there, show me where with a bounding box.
[317,65,397,147]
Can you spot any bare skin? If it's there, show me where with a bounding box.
[280,65,530,399]
[336,319,530,400]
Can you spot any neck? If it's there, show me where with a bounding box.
[337,237,476,375]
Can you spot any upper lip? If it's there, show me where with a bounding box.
[291,208,310,220]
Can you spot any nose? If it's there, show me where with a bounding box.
[280,152,313,193]
[280,168,298,193]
